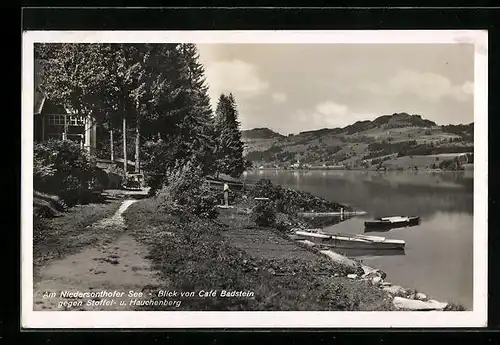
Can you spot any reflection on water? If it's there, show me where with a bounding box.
[364,222,420,233]
[333,248,406,258]
[247,170,474,310]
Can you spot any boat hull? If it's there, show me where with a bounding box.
[294,231,405,250]
[322,238,405,250]
[364,216,420,230]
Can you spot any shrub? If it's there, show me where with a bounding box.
[155,159,219,219]
[34,139,94,206]
[250,179,284,201]
[141,139,177,194]
[251,201,276,227]
[251,179,349,215]
[33,213,50,245]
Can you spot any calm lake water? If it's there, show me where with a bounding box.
[245,169,474,310]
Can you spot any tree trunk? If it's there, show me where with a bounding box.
[123,113,127,178]
[135,115,140,173]
[109,123,114,162]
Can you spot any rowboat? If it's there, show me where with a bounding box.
[294,230,405,250]
[364,216,420,230]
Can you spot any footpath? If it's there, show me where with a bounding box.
[33,199,162,311]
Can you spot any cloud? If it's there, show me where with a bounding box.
[361,69,474,102]
[271,92,288,103]
[292,101,378,132]
[315,101,349,116]
[203,59,269,106]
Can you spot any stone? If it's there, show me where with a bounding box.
[381,282,392,287]
[347,274,358,279]
[416,292,427,301]
[371,276,383,286]
[382,285,407,297]
[408,294,416,300]
[299,240,316,247]
[361,266,387,280]
[320,250,362,272]
[393,297,448,311]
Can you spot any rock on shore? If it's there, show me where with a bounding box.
[317,249,451,311]
[393,297,448,311]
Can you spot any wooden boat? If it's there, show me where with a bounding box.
[294,230,405,250]
[298,210,367,217]
[364,216,420,230]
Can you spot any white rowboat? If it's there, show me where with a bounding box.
[294,230,405,250]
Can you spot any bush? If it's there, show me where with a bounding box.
[251,201,276,227]
[34,139,94,206]
[155,160,219,219]
[141,139,177,194]
[33,212,50,245]
[250,179,284,201]
[250,179,350,215]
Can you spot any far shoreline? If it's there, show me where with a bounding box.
[247,166,474,173]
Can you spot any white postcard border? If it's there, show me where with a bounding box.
[21,30,488,328]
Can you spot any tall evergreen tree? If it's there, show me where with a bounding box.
[178,44,216,174]
[214,93,245,178]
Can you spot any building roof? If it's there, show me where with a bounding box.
[34,91,46,115]
[34,59,46,115]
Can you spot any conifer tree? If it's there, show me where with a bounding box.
[214,93,245,178]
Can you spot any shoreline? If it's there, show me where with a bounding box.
[33,180,465,311]
[249,166,473,173]
[245,179,465,311]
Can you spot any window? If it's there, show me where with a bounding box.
[68,116,85,126]
[46,114,65,125]
[45,114,85,126]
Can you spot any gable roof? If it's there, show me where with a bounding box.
[34,59,46,115]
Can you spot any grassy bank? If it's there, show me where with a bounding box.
[123,197,394,311]
[33,199,122,270]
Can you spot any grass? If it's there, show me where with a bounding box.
[123,197,394,311]
[33,199,122,270]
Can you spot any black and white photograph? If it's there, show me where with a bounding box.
[21,30,488,328]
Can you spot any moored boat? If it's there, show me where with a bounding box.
[364,216,420,230]
[294,230,405,250]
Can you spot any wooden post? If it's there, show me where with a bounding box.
[110,127,114,162]
[135,117,140,173]
[63,115,67,140]
[91,117,96,155]
[84,114,91,153]
[41,115,45,141]
[123,113,127,179]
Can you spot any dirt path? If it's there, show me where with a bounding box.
[33,199,163,311]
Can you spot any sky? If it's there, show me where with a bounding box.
[197,43,475,135]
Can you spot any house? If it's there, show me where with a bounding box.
[34,59,98,154]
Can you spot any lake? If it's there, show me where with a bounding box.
[245,169,474,310]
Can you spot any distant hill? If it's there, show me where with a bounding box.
[242,113,473,170]
[241,127,285,140]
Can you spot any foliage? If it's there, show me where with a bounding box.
[251,201,277,227]
[124,198,394,311]
[141,139,177,194]
[251,179,285,200]
[250,179,350,215]
[34,139,94,205]
[214,93,246,178]
[441,123,474,142]
[36,43,217,191]
[155,159,219,219]
[438,158,464,171]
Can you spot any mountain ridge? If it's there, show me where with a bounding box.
[241,113,473,170]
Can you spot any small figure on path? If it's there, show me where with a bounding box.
[223,183,230,206]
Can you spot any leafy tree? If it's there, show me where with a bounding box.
[36,43,117,130]
[214,93,246,178]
